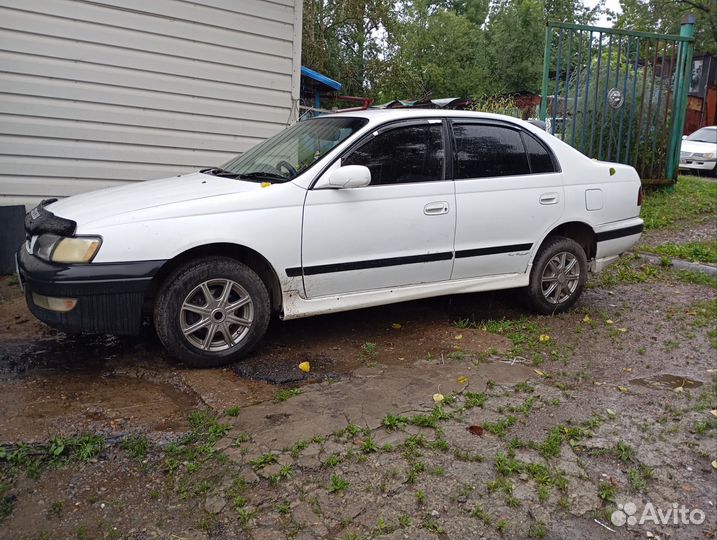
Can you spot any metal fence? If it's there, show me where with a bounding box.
[539,19,695,182]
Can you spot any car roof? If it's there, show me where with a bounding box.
[324,108,529,126]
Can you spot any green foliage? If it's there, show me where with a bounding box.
[641,177,717,230]
[643,241,717,264]
[274,388,302,402]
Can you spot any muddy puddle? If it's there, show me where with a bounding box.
[0,275,525,444]
[630,373,704,391]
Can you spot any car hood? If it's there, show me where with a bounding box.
[44,172,262,228]
[681,139,717,155]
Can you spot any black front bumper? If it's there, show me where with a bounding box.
[17,246,166,335]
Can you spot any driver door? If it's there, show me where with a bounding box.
[299,120,456,298]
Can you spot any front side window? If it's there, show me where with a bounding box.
[343,124,445,185]
[453,124,530,179]
[217,116,368,182]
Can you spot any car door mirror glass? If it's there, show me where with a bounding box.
[318,165,371,189]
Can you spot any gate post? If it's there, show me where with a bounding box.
[539,24,553,121]
[667,15,696,181]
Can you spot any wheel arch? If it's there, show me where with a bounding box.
[144,243,283,316]
[534,221,597,262]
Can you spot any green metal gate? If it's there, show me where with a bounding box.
[539,18,695,182]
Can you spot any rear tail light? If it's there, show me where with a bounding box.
[637,186,644,206]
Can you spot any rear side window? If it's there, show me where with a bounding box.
[343,124,445,185]
[452,124,530,179]
[522,133,557,174]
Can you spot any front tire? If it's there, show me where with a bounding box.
[526,236,587,315]
[154,257,270,367]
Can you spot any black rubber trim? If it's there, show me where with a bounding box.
[455,243,533,258]
[596,223,644,242]
[286,251,453,277]
[286,242,533,277]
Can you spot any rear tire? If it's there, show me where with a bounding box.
[154,257,270,368]
[526,236,587,315]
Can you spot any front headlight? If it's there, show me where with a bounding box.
[34,234,102,263]
[693,152,716,159]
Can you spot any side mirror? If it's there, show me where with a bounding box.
[318,165,371,189]
[682,135,688,140]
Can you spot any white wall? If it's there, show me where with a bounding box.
[0,0,303,208]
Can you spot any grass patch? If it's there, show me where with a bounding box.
[121,435,149,460]
[641,176,716,230]
[643,240,717,264]
[274,388,302,402]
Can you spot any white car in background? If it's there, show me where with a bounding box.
[680,126,717,176]
[18,110,644,367]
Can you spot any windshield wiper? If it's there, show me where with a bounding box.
[238,171,289,183]
[200,167,241,178]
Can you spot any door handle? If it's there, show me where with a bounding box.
[539,192,559,205]
[424,201,449,215]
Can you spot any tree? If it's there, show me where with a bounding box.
[613,0,716,54]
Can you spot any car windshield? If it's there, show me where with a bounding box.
[686,127,717,144]
[211,116,369,182]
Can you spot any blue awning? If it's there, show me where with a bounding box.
[301,66,343,92]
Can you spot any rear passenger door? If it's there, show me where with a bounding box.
[450,121,564,279]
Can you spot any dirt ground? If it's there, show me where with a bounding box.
[1,235,716,539]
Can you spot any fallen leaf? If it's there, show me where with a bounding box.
[260,182,271,188]
[391,323,402,329]
[582,315,592,323]
[433,393,445,403]
[533,368,545,377]
[605,319,614,325]
[454,334,463,340]
[617,328,627,332]
[606,408,616,417]
[467,425,484,436]
[673,386,684,393]
[712,460,717,470]
[539,334,550,343]
[710,410,717,417]
[298,361,311,373]
[617,386,630,393]
[623,367,633,373]
[457,375,468,385]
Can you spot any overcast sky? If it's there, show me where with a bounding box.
[588,0,622,26]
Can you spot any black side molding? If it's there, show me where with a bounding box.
[286,243,533,277]
[596,223,643,242]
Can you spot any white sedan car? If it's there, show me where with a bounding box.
[680,126,717,176]
[18,110,643,367]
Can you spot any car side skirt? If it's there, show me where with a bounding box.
[280,272,529,320]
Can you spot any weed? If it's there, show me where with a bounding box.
[528,521,547,538]
[224,406,241,417]
[382,414,408,431]
[470,505,491,524]
[323,454,342,468]
[327,474,349,493]
[482,416,517,437]
[464,392,487,409]
[415,490,425,504]
[539,427,563,459]
[74,434,105,462]
[47,499,63,517]
[274,388,302,402]
[496,519,509,532]
[361,436,378,454]
[615,441,634,463]
[251,452,278,469]
[121,435,149,460]
[597,482,616,502]
[360,342,377,357]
